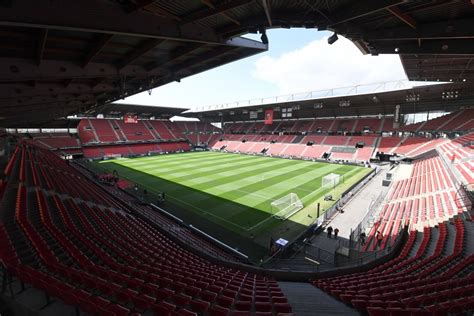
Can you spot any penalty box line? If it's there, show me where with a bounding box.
[117,168,362,234]
[246,167,362,232]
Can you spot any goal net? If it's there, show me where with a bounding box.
[322,173,341,189]
[271,193,304,220]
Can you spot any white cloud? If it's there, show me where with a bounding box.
[253,36,408,95]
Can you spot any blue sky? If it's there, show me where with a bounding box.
[118,29,408,111]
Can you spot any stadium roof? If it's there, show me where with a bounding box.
[0,0,266,127]
[78,103,187,119]
[1,1,473,127]
[182,82,474,122]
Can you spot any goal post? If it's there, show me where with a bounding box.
[271,193,304,220]
[322,173,341,189]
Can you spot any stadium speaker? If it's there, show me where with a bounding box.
[328,33,338,45]
[356,142,364,148]
[306,141,314,146]
[242,139,246,143]
[261,31,269,45]
[219,138,223,141]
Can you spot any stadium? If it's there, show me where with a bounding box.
[0,1,473,316]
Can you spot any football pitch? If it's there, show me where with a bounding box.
[94,151,371,255]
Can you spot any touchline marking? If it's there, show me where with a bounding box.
[123,177,249,231]
[114,162,363,233]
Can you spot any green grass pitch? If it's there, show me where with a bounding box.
[95,151,370,246]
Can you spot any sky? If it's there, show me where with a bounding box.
[116,29,410,113]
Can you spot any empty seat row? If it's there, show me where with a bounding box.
[0,143,293,316]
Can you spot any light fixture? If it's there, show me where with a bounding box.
[314,102,323,109]
[339,100,350,107]
[328,32,338,45]
[405,93,420,102]
[442,91,459,100]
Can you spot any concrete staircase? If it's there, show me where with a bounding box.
[327,120,337,133]
[278,282,359,315]
[415,121,428,132]
[378,118,385,132]
[389,137,407,154]
[87,119,100,142]
[435,110,464,131]
[292,135,305,144]
[143,120,160,139]
[108,120,127,141]
[456,118,474,131]
[350,119,359,133]
[308,119,318,132]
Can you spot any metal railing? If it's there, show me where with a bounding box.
[350,189,389,244]
[186,80,423,113]
[261,228,405,273]
[262,167,378,266]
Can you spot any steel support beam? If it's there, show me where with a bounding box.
[201,0,241,26]
[374,39,474,55]
[36,28,48,65]
[0,0,224,45]
[117,39,165,70]
[0,82,114,99]
[261,0,272,26]
[386,6,417,29]
[82,34,114,68]
[0,58,164,82]
[181,0,254,25]
[145,43,205,72]
[130,1,182,21]
[328,0,406,26]
[364,17,474,41]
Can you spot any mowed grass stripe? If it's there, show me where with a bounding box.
[244,167,368,231]
[177,158,306,191]
[212,163,344,212]
[232,164,346,206]
[135,156,291,193]
[96,152,369,233]
[183,161,333,221]
[166,159,293,209]
[163,155,290,183]
[121,152,251,173]
[118,152,219,167]
[211,161,335,194]
[136,155,256,179]
[104,164,206,205]
[251,165,362,212]
[180,159,311,218]
[120,151,226,169]
[201,160,325,200]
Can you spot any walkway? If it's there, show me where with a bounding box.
[278,281,359,316]
[310,165,391,254]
